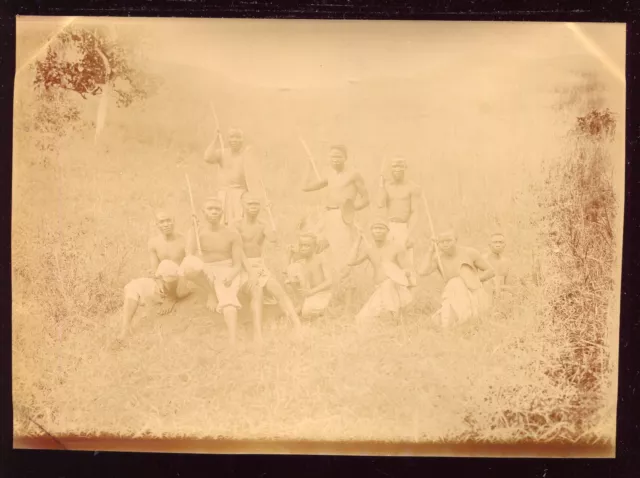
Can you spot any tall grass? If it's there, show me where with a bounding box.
[12,56,621,446]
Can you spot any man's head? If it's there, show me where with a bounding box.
[202,197,224,225]
[228,128,244,152]
[155,210,175,237]
[298,232,317,258]
[436,227,458,256]
[242,192,261,217]
[370,216,390,242]
[390,157,407,182]
[329,145,348,171]
[489,232,506,255]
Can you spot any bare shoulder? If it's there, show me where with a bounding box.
[409,181,422,194]
[229,220,243,232]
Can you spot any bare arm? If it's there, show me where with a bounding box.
[185,227,198,256]
[353,172,370,211]
[262,221,277,243]
[148,239,160,275]
[227,233,244,280]
[347,236,368,267]
[418,242,438,276]
[396,246,411,272]
[376,181,388,209]
[472,250,495,282]
[407,185,421,239]
[203,140,222,164]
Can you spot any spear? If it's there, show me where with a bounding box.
[259,175,277,232]
[185,173,202,256]
[209,101,225,157]
[421,190,444,279]
[298,136,321,180]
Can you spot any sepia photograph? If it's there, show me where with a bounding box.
[11,17,625,456]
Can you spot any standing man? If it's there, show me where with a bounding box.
[301,144,370,310]
[204,127,252,225]
[418,227,494,328]
[377,157,421,267]
[483,231,514,305]
[180,197,262,346]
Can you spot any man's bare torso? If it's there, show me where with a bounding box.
[368,242,403,284]
[149,234,186,265]
[234,220,265,259]
[199,225,237,263]
[484,252,510,286]
[327,169,358,208]
[216,149,248,189]
[302,255,327,289]
[384,181,416,223]
[440,247,479,283]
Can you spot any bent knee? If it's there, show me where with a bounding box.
[124,282,141,302]
[180,255,204,278]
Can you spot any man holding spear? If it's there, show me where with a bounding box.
[203,106,254,225]
[300,141,370,311]
[376,156,421,269]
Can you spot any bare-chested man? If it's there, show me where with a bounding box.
[301,144,370,309]
[204,128,250,225]
[117,210,191,342]
[418,227,495,328]
[285,232,333,320]
[347,217,413,325]
[231,193,302,334]
[377,157,421,266]
[180,197,261,345]
[483,232,514,304]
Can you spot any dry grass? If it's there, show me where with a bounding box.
[11,41,621,446]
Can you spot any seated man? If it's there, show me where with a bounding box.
[285,232,333,320]
[180,197,261,346]
[418,227,494,328]
[482,231,514,306]
[118,260,189,341]
[232,193,302,335]
[346,217,414,326]
[147,209,191,313]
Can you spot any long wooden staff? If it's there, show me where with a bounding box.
[421,190,444,278]
[209,101,225,158]
[185,173,202,256]
[298,136,321,180]
[259,176,277,231]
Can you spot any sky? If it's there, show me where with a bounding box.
[16,17,626,90]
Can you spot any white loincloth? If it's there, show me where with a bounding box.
[301,290,332,318]
[355,278,413,323]
[217,186,246,225]
[180,256,246,312]
[323,208,358,286]
[246,257,278,305]
[440,277,490,328]
[124,259,181,305]
[388,221,414,266]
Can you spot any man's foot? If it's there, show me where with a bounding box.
[158,298,177,316]
[206,293,218,313]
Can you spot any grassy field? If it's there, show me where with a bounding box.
[12,21,623,447]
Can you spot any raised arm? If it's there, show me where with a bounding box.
[203,135,222,164]
[472,249,495,283]
[262,220,277,243]
[353,172,370,211]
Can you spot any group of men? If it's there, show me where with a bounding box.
[116,128,514,347]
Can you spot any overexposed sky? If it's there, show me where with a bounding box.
[16,17,625,90]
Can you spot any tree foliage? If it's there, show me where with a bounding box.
[33,27,159,108]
